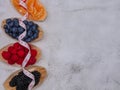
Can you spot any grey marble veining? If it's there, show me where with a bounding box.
[0,0,120,90]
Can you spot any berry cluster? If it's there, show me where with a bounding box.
[2,43,37,66]
[9,71,41,90]
[3,18,39,42]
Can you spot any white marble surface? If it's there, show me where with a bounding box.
[0,0,120,90]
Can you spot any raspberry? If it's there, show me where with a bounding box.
[2,51,11,60]
[11,49,17,54]
[11,55,18,62]
[28,44,31,49]
[31,49,37,57]
[17,50,25,58]
[8,46,14,53]
[25,48,29,53]
[13,43,20,49]
[28,57,36,65]
[8,59,15,65]
[16,58,23,65]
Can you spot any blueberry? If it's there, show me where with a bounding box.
[9,32,12,36]
[33,33,38,39]
[34,29,39,34]
[6,19,12,24]
[30,36,34,40]
[32,24,38,30]
[26,25,30,30]
[13,18,19,27]
[25,38,31,42]
[12,33,17,38]
[18,27,24,33]
[9,21,14,27]
[5,29,9,33]
[28,21,34,26]
[23,20,28,25]
[27,30,33,36]
[11,27,17,33]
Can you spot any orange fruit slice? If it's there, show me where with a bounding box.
[11,0,47,21]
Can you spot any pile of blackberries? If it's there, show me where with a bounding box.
[3,18,39,42]
[9,71,41,90]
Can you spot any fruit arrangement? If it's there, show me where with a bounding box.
[0,0,47,90]
[4,66,47,90]
[2,18,43,42]
[0,43,41,66]
[11,0,47,21]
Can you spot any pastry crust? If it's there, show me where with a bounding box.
[4,66,47,90]
[0,43,41,66]
[1,19,44,42]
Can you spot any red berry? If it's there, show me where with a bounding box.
[28,44,31,49]
[8,46,14,53]
[28,57,36,65]
[17,50,25,58]
[11,49,17,54]
[31,49,37,57]
[13,43,20,49]
[11,55,18,62]
[25,48,29,53]
[2,51,11,60]
[16,58,23,65]
[8,59,15,65]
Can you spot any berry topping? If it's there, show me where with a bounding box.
[2,51,11,60]
[1,43,38,66]
[11,55,18,62]
[17,50,25,58]
[4,18,40,42]
[9,71,41,90]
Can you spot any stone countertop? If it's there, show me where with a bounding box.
[0,0,120,90]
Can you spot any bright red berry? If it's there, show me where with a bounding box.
[16,58,23,65]
[25,48,29,53]
[17,50,25,58]
[31,49,37,57]
[11,49,17,54]
[8,46,14,53]
[28,57,36,65]
[11,55,18,62]
[8,59,15,65]
[13,42,20,49]
[2,51,11,60]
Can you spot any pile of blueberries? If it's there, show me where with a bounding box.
[9,71,41,90]
[3,18,39,42]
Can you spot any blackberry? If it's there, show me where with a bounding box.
[9,71,41,90]
[32,71,41,86]
[9,75,18,87]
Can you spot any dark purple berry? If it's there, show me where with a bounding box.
[6,19,12,24]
